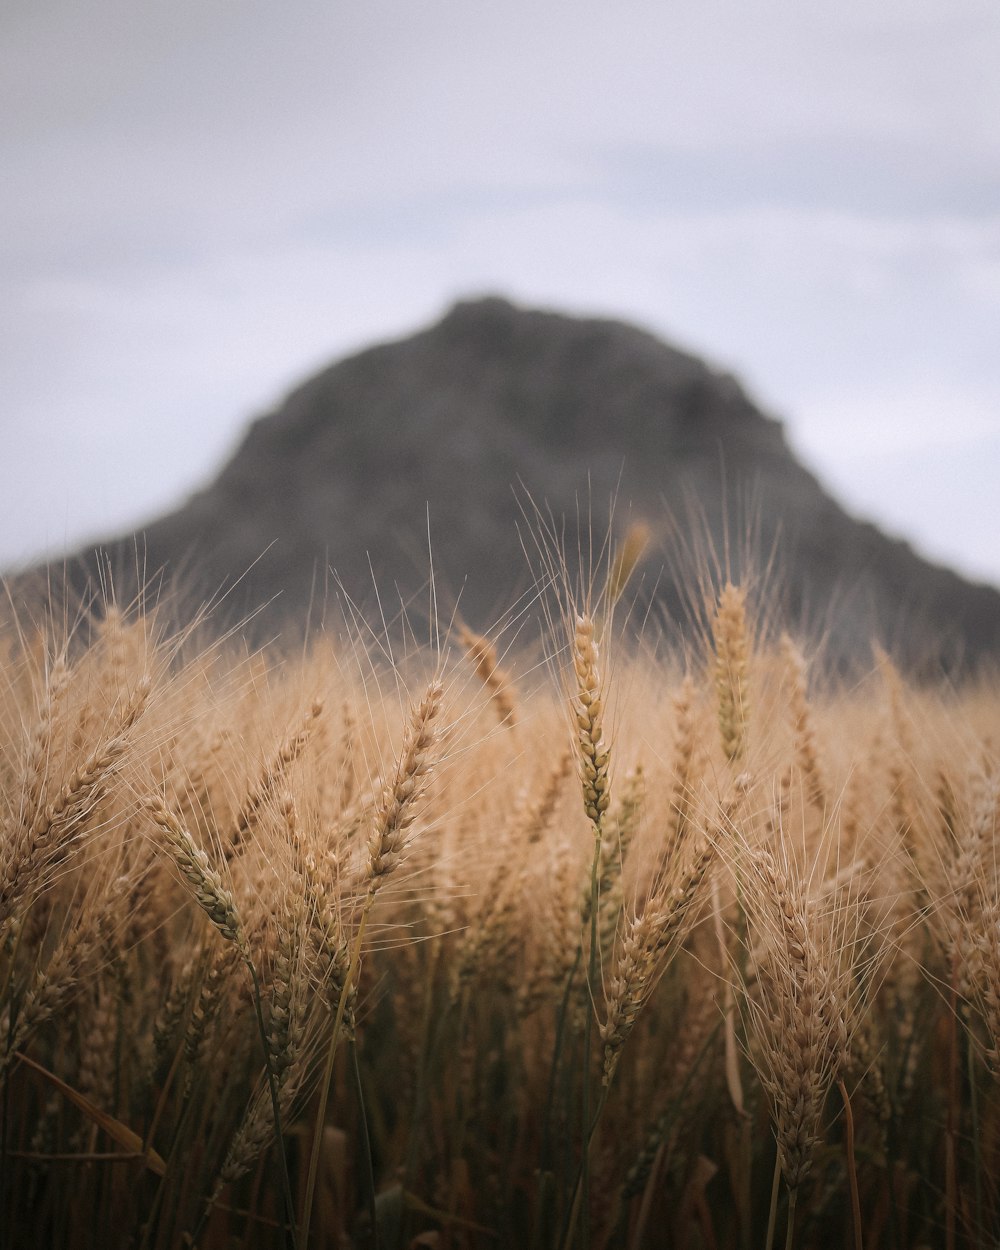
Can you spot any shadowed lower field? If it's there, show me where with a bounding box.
[1,567,998,1249]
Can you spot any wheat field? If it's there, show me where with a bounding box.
[1,551,998,1250]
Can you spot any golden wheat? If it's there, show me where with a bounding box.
[0,570,998,1249]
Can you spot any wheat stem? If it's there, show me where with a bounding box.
[300,904,369,1250]
[839,1078,863,1250]
[784,1188,798,1250]
[765,1154,781,1250]
[350,1038,379,1250]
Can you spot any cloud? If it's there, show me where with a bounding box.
[4,1,999,267]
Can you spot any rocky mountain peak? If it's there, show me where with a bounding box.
[12,295,1000,674]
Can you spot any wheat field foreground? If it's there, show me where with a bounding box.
[1,563,998,1250]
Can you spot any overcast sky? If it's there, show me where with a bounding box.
[2,0,999,589]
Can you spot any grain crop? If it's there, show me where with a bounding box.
[1,553,998,1249]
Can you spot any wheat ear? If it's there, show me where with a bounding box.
[601,837,715,1086]
[746,846,846,1192]
[781,634,826,812]
[17,651,71,838]
[594,763,645,956]
[712,583,749,765]
[606,520,651,607]
[662,677,698,858]
[367,680,444,884]
[573,614,610,833]
[0,907,103,1072]
[459,625,517,726]
[228,700,323,856]
[143,794,247,955]
[1,675,151,921]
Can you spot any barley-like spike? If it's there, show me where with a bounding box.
[781,634,826,812]
[1,675,151,920]
[143,794,248,954]
[573,615,611,833]
[601,837,715,1085]
[367,680,444,886]
[459,624,517,727]
[712,583,749,765]
[665,677,698,856]
[228,700,323,855]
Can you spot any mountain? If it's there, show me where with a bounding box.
[12,296,1000,672]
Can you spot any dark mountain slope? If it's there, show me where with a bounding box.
[15,296,1000,671]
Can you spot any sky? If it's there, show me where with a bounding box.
[2,0,999,588]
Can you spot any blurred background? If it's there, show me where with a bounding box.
[2,0,999,585]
